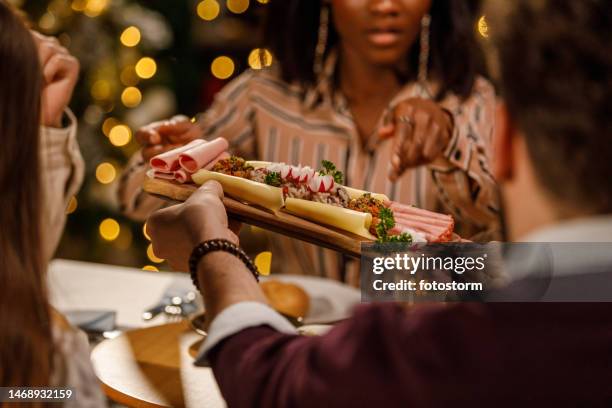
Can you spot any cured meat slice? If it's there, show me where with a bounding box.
[388,201,453,222]
[204,151,230,170]
[393,213,452,229]
[148,169,175,181]
[179,137,229,173]
[173,169,192,184]
[149,139,205,172]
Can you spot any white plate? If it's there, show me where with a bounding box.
[261,275,360,324]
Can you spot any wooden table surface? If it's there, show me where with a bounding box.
[91,322,225,408]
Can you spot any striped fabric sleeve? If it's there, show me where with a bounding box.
[118,71,257,221]
[429,78,500,230]
[196,70,257,158]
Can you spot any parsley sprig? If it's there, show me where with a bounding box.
[264,171,282,187]
[319,160,344,184]
[375,207,412,243]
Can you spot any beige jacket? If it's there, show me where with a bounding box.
[41,112,105,405]
[40,109,85,262]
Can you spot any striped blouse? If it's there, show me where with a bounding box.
[119,55,501,283]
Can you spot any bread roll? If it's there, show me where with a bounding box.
[260,280,310,318]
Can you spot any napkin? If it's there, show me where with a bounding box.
[63,310,117,333]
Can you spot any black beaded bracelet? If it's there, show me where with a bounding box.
[189,239,260,291]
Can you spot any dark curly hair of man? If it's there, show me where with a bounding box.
[485,0,612,214]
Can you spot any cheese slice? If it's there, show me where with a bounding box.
[192,169,284,213]
[343,186,389,203]
[284,198,375,240]
[246,160,272,169]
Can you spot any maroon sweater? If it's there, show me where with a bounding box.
[209,303,612,407]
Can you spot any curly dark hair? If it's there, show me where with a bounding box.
[262,0,486,101]
[486,0,612,213]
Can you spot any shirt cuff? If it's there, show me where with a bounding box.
[40,108,78,157]
[194,302,297,367]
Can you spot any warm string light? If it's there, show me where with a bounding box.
[121,86,142,108]
[197,0,220,21]
[147,244,164,263]
[120,26,141,47]
[143,223,151,241]
[109,124,132,146]
[254,251,272,275]
[91,80,112,101]
[211,56,235,79]
[66,196,78,214]
[478,15,489,38]
[95,162,117,184]
[135,57,157,79]
[248,48,273,70]
[227,0,249,14]
[83,0,109,18]
[142,265,159,272]
[99,218,120,241]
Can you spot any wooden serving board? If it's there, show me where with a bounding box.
[143,178,369,258]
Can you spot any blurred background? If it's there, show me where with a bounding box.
[10,0,489,272]
[10,0,274,271]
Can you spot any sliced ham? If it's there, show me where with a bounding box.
[204,151,230,170]
[147,169,192,184]
[147,169,175,181]
[179,137,229,173]
[394,212,452,229]
[173,169,192,184]
[149,139,205,172]
[388,201,453,222]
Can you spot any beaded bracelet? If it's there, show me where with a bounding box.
[189,239,260,291]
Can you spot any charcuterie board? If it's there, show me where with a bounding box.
[143,177,369,258]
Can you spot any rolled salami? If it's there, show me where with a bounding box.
[179,137,229,173]
[149,139,205,172]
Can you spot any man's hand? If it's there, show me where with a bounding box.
[136,115,202,161]
[33,31,79,128]
[379,98,453,181]
[146,181,238,272]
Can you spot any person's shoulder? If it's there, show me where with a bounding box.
[224,65,304,98]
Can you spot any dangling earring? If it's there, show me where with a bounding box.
[417,13,431,97]
[313,5,330,77]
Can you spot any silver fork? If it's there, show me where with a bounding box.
[164,291,197,322]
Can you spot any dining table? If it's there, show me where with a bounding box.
[48,259,360,408]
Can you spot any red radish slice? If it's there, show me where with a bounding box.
[290,165,302,181]
[299,167,315,183]
[308,174,334,192]
[149,139,205,172]
[178,137,229,173]
[280,164,292,179]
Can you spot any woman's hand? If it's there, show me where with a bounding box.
[136,115,202,161]
[380,98,454,181]
[146,181,239,272]
[33,32,80,128]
